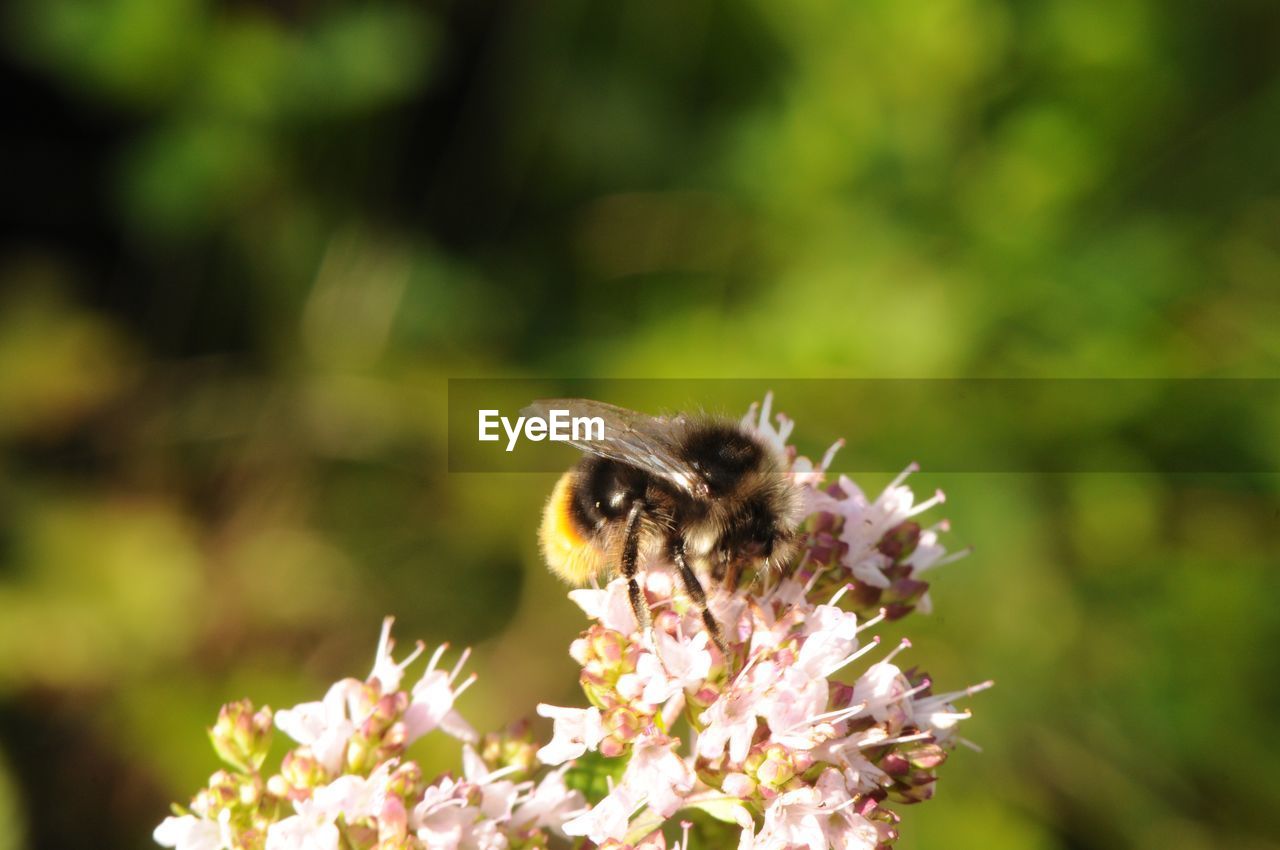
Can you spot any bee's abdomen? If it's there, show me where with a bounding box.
[539,470,606,585]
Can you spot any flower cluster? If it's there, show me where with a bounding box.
[535,396,989,849]
[156,395,986,850]
[154,619,586,850]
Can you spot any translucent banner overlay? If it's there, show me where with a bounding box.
[447,379,1280,474]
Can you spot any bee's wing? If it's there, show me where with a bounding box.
[523,398,705,496]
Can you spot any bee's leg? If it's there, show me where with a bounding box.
[620,499,652,632]
[669,535,729,655]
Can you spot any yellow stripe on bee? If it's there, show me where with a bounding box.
[540,471,605,585]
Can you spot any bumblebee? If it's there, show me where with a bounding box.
[527,399,803,652]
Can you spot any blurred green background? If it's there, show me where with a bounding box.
[2,0,1279,848]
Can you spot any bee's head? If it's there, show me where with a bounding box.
[726,482,802,573]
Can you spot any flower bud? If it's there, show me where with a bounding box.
[580,677,614,710]
[900,741,947,770]
[191,769,241,818]
[828,682,855,709]
[480,721,539,779]
[849,581,885,615]
[877,521,921,563]
[599,736,627,758]
[880,752,911,777]
[652,609,681,635]
[351,680,382,719]
[588,628,629,668]
[884,577,929,614]
[208,699,273,773]
[889,772,937,804]
[388,762,425,801]
[265,775,290,799]
[602,705,645,744]
[808,542,842,577]
[754,744,796,790]
[360,692,409,743]
[279,748,326,793]
[347,732,375,773]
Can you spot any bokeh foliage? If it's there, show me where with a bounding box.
[1,0,1279,848]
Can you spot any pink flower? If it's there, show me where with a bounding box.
[833,467,946,588]
[461,745,522,821]
[740,392,795,458]
[411,778,477,850]
[813,769,884,850]
[274,679,363,774]
[741,392,841,489]
[851,658,913,729]
[369,616,426,693]
[563,735,694,843]
[838,751,891,793]
[912,680,994,744]
[636,629,712,706]
[697,688,758,765]
[569,581,640,634]
[404,644,478,744]
[414,803,476,850]
[796,603,862,677]
[620,734,695,817]
[747,785,829,850]
[468,818,510,850]
[310,761,392,823]
[761,667,831,752]
[265,798,340,850]
[535,704,605,764]
[510,767,588,833]
[153,812,232,850]
[742,770,880,850]
[561,785,641,844]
